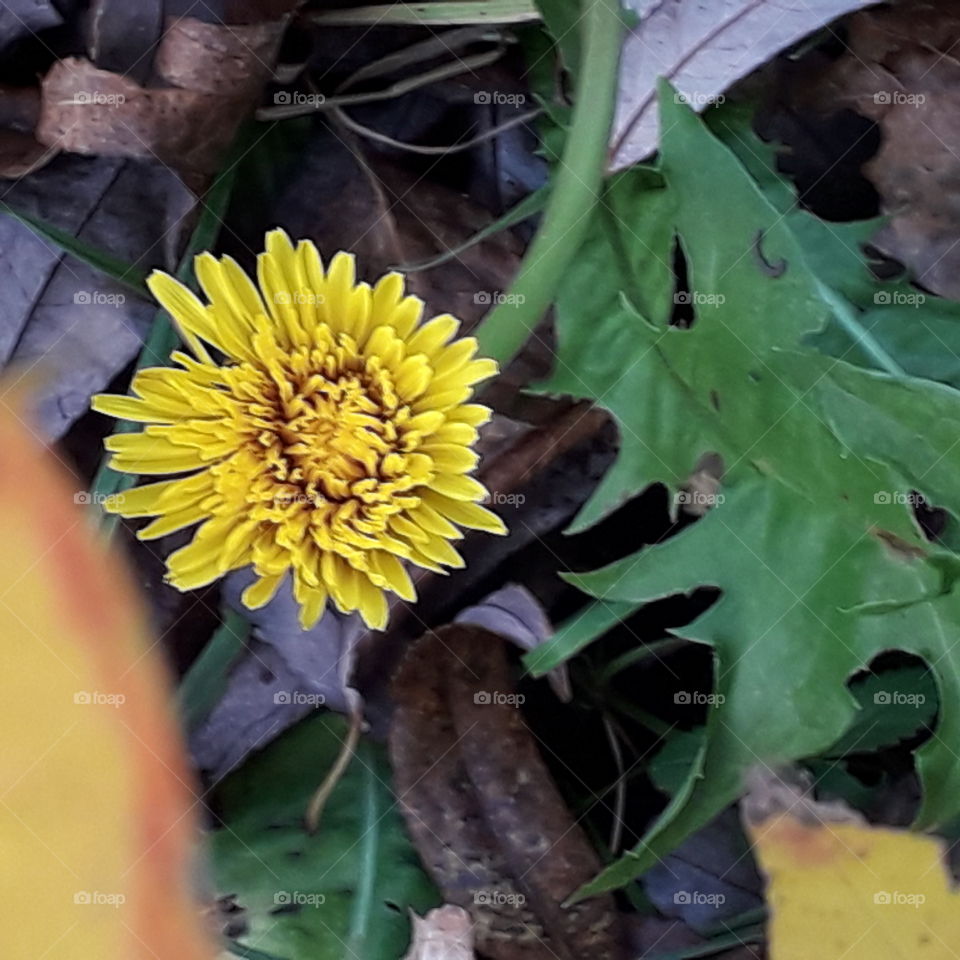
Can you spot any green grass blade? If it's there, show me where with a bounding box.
[310,0,540,25]
[0,199,149,295]
[399,185,548,273]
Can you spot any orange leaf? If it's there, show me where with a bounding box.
[744,771,960,959]
[0,397,213,960]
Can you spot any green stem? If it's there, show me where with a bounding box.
[178,607,250,732]
[474,0,624,366]
[606,693,672,737]
[598,637,687,684]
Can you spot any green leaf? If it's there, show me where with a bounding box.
[826,664,937,758]
[707,103,960,390]
[211,712,438,960]
[649,729,706,797]
[534,0,582,78]
[536,83,960,897]
[0,199,148,295]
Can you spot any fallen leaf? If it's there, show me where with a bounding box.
[642,808,764,935]
[37,13,293,176]
[190,569,365,780]
[743,768,960,959]
[611,0,873,170]
[210,711,438,960]
[0,156,193,437]
[0,387,212,959]
[794,2,960,298]
[88,0,164,80]
[0,0,61,52]
[390,625,626,960]
[402,906,475,960]
[455,584,568,702]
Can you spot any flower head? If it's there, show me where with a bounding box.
[93,229,505,629]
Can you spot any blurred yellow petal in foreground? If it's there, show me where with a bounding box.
[746,774,960,960]
[0,396,213,960]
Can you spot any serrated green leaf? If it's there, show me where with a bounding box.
[211,713,437,960]
[649,729,706,797]
[537,83,960,898]
[826,664,937,757]
[707,103,960,390]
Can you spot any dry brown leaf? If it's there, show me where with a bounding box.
[796,2,960,298]
[402,906,476,960]
[36,16,289,174]
[390,625,626,960]
[611,0,873,169]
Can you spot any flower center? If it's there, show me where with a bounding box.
[218,336,434,546]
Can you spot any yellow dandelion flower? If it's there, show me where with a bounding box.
[93,229,506,630]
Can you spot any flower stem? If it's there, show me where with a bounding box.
[177,606,250,732]
[474,0,625,367]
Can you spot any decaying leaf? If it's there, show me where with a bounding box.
[643,808,764,935]
[743,768,960,959]
[191,569,365,780]
[611,0,873,169]
[0,156,192,436]
[402,906,475,960]
[0,389,213,959]
[0,0,62,52]
[210,712,437,960]
[796,1,960,298]
[37,16,289,175]
[455,584,569,702]
[390,626,626,960]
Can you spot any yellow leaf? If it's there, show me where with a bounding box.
[744,771,959,959]
[0,396,213,960]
